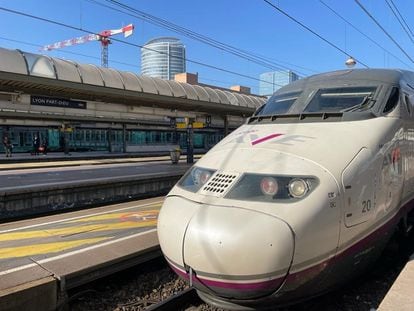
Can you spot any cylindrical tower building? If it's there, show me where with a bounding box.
[141,37,186,80]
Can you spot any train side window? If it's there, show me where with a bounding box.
[383,87,399,114]
[253,105,265,116]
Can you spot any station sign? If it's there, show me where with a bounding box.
[205,115,211,127]
[60,124,73,132]
[169,117,176,128]
[31,96,87,109]
[176,117,187,123]
[176,122,187,129]
[192,122,204,129]
[176,122,204,129]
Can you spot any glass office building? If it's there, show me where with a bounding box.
[141,37,186,80]
[259,70,299,96]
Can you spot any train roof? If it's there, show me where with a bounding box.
[250,68,414,124]
[282,69,414,92]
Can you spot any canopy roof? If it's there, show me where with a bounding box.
[0,47,265,116]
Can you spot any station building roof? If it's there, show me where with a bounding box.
[0,47,265,116]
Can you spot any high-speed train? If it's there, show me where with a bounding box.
[157,69,414,310]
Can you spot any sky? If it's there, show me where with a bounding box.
[1,0,414,94]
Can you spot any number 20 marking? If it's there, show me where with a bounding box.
[362,200,371,213]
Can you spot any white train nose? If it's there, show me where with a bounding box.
[183,204,295,299]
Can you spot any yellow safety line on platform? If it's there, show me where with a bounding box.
[66,209,160,223]
[0,237,108,259]
[0,201,164,234]
[0,220,157,242]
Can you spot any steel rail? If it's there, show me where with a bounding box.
[145,287,201,311]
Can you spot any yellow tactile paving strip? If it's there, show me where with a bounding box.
[66,210,158,223]
[0,202,161,262]
[0,215,158,242]
[0,237,109,259]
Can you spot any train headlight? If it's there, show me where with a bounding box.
[225,174,318,202]
[260,177,279,196]
[178,166,216,192]
[288,178,309,198]
[194,168,213,185]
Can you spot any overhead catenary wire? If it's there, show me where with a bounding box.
[262,0,370,68]
[384,0,414,46]
[86,0,313,77]
[354,0,414,65]
[319,0,413,69]
[387,0,414,39]
[100,0,313,76]
[0,35,246,90]
[0,6,285,90]
[0,35,141,69]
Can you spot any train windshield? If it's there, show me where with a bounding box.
[256,86,378,117]
[259,91,301,115]
[304,86,377,113]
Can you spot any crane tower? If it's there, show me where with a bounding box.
[41,24,134,68]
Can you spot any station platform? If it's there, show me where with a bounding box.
[0,154,195,221]
[0,150,201,168]
[0,197,163,311]
[0,154,172,170]
[379,254,414,311]
[0,150,168,163]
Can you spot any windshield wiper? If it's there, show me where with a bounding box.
[341,96,375,113]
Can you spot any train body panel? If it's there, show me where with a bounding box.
[157,69,414,309]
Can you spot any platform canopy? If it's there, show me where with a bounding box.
[0,47,265,116]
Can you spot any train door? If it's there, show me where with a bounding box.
[342,148,381,227]
[376,87,404,215]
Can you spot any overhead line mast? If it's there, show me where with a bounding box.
[40,24,134,68]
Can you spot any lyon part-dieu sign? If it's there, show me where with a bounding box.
[31,96,87,109]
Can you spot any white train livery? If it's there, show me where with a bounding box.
[157,69,414,310]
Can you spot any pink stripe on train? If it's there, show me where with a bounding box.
[251,133,283,145]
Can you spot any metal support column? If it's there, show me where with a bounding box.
[122,124,127,153]
[223,115,229,136]
[63,131,69,155]
[108,128,112,153]
[186,123,193,164]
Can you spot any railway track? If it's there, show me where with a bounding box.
[68,257,192,311]
[145,288,201,311]
[67,227,414,311]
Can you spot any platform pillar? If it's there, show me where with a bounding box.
[223,115,229,136]
[186,123,193,164]
[122,124,127,153]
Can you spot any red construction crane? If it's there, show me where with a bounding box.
[40,24,134,68]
